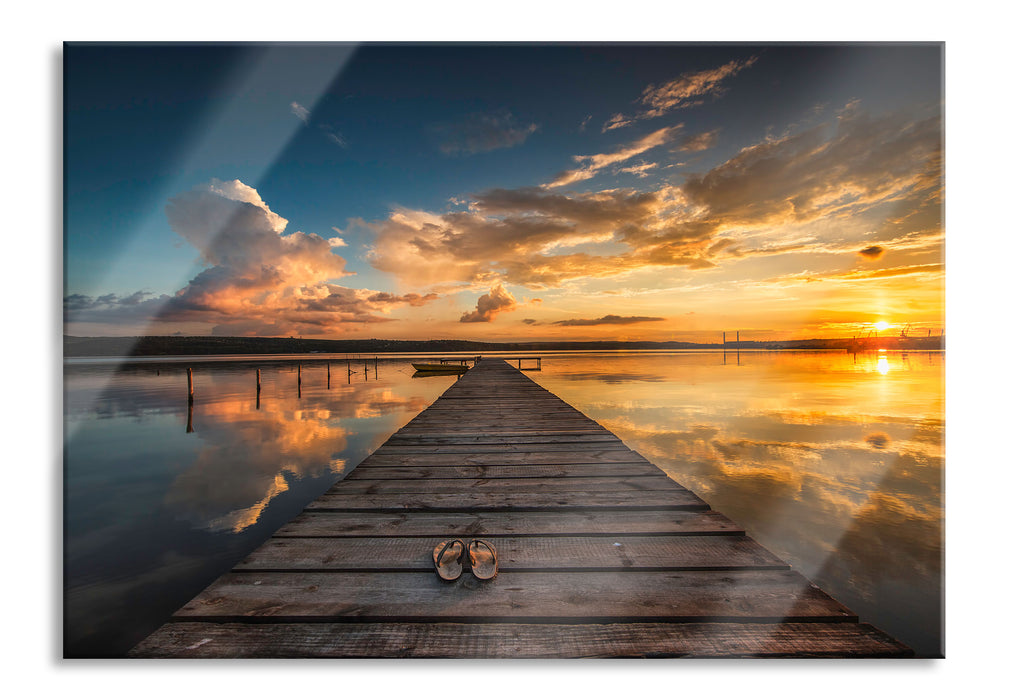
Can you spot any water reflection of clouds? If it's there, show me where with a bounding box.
[539,352,943,654]
[164,383,439,532]
[67,363,447,535]
[164,399,353,533]
[554,370,668,384]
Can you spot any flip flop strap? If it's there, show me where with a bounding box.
[470,539,494,556]
[436,539,465,567]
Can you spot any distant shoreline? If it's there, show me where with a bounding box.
[63,334,946,358]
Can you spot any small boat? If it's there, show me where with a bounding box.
[412,369,466,378]
[412,363,469,372]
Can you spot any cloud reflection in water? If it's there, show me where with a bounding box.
[536,350,943,656]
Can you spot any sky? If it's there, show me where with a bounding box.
[64,42,943,343]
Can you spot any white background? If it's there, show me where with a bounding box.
[3,2,997,697]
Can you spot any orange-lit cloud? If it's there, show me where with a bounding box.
[545,126,680,188]
[675,129,719,153]
[459,283,518,323]
[65,179,442,337]
[366,106,943,299]
[604,56,758,131]
[551,314,665,327]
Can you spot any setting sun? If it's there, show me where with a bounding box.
[873,321,891,332]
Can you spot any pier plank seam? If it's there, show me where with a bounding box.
[129,358,912,658]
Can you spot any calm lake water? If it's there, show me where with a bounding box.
[63,350,944,657]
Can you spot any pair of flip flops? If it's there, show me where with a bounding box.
[433,539,498,581]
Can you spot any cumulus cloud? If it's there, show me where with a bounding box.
[366,185,683,289]
[604,56,758,131]
[63,291,173,325]
[552,315,665,326]
[434,111,538,155]
[66,179,443,336]
[459,284,518,323]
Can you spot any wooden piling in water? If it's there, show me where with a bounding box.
[187,368,193,404]
[132,358,911,659]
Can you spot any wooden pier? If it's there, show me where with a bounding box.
[129,358,911,658]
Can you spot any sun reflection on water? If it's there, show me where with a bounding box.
[876,352,890,375]
[533,349,944,657]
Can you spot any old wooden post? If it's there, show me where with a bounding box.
[187,368,194,404]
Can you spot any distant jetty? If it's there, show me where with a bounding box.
[63,334,945,358]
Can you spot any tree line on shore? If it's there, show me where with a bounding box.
[63,334,944,357]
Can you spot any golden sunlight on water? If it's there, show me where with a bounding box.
[876,352,890,375]
[533,350,943,656]
[161,368,441,533]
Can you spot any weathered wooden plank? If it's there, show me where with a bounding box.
[391,429,613,437]
[384,433,621,446]
[357,450,651,467]
[334,476,682,494]
[400,421,608,431]
[421,403,575,410]
[344,464,663,480]
[172,570,854,622]
[373,442,632,454]
[273,510,744,538]
[306,490,707,512]
[234,535,789,571]
[128,621,913,658]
